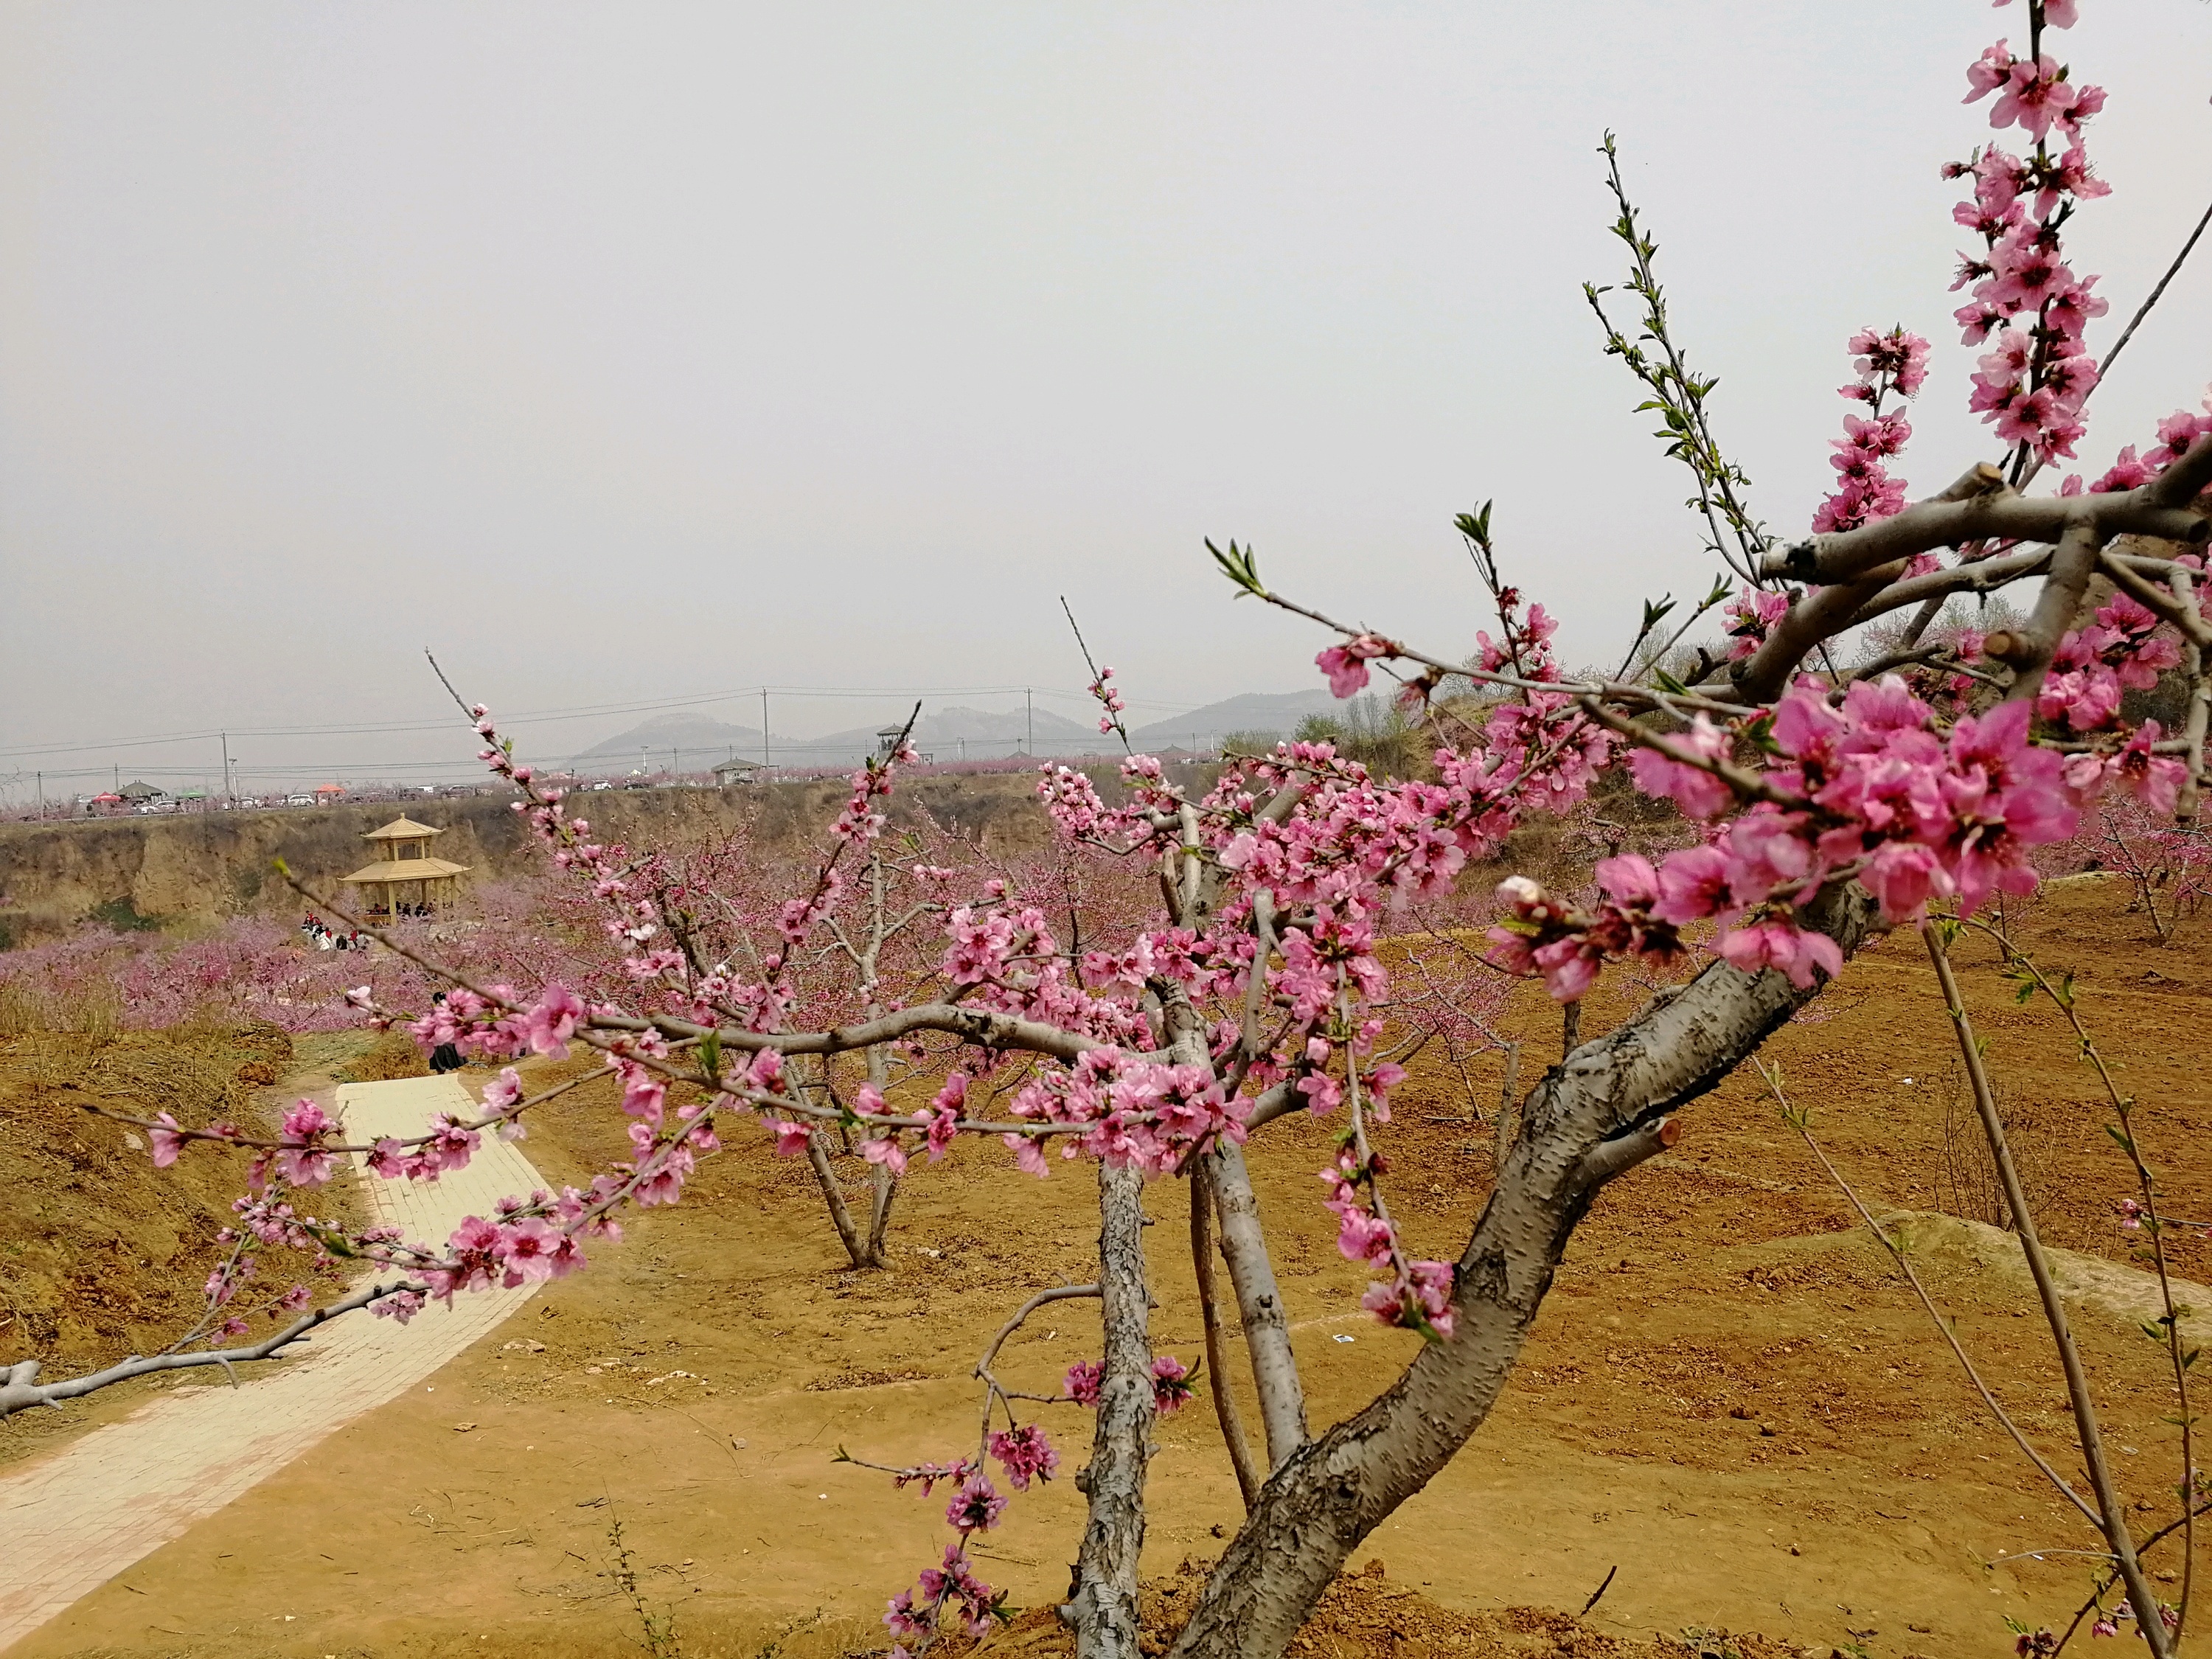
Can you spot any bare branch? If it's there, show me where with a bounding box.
[1923,927,2172,1655]
[1,1279,419,1419]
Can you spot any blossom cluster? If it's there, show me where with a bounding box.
[1088,664,1128,736]
[1473,591,1561,681]
[998,1051,1251,1178]
[2083,392,2212,496]
[1949,9,2110,463]
[1813,327,1930,535]
[1720,587,1793,663]
[2037,590,2183,734]
[1490,675,2096,1001]
[1319,1148,1455,1338]
[1062,1354,1194,1413]
[883,1542,1003,1657]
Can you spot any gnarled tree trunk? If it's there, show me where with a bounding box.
[1165,885,1875,1659]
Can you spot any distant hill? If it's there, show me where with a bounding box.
[786,704,1098,765]
[567,703,1107,773]
[571,711,764,771]
[1129,689,1341,749]
[567,689,1350,773]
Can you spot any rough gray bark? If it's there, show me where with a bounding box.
[2004,521,2104,706]
[1160,945,1307,1476]
[1490,1041,1523,1170]
[1759,439,2212,587]
[1164,883,1876,1659]
[861,1002,897,1268]
[1062,1160,1154,1659]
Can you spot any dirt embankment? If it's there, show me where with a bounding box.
[1,1026,292,1369]
[0,768,1155,944]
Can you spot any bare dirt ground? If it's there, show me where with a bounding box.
[4,878,2207,1659]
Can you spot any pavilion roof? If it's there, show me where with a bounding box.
[364,816,444,841]
[338,857,471,884]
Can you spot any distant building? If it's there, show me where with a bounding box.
[116,780,163,803]
[712,759,759,786]
[874,726,931,763]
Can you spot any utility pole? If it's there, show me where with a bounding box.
[35,771,43,819]
[761,689,771,772]
[113,763,119,793]
[221,731,232,805]
[1025,687,1033,757]
[673,745,681,779]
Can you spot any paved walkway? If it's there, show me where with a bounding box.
[0,1075,549,1653]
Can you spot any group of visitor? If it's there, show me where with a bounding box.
[299,914,369,952]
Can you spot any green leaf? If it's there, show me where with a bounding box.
[1206,538,1267,598]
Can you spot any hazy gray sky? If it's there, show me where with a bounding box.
[3,2,2208,794]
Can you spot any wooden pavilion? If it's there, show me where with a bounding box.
[338,817,470,920]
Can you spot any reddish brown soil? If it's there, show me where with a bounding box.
[7,878,2209,1659]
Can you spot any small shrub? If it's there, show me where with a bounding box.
[1934,1065,2058,1233]
[88,897,159,933]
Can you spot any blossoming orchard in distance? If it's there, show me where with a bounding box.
[7,2,2212,1655]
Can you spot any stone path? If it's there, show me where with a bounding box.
[0,1075,547,1653]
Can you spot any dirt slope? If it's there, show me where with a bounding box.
[0,1026,384,1472]
[0,768,1197,941]
[4,879,2208,1658]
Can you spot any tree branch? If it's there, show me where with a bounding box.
[1922,927,2171,1657]
[1,1279,418,1419]
[1193,1158,1265,1512]
[1759,441,2212,588]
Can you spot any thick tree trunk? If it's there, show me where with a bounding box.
[1165,886,1875,1659]
[1062,1160,1155,1659]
